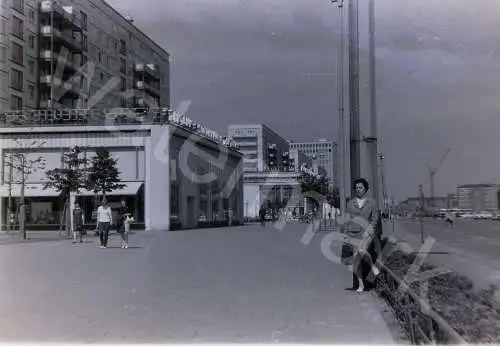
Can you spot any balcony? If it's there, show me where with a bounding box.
[134,63,160,80]
[136,80,160,97]
[39,50,77,72]
[40,26,82,53]
[39,74,80,97]
[40,1,82,31]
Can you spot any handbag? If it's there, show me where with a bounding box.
[341,242,354,265]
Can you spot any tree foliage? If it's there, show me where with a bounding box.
[5,140,46,184]
[86,148,125,196]
[44,146,88,197]
[298,172,340,208]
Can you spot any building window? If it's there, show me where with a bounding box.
[120,77,126,91]
[11,16,23,39]
[80,11,87,30]
[28,34,34,49]
[12,0,23,13]
[120,39,126,54]
[10,94,22,110]
[81,54,87,66]
[100,72,104,82]
[120,58,126,74]
[82,35,87,51]
[28,8,35,23]
[98,51,102,63]
[28,59,34,74]
[0,45,6,62]
[10,68,23,91]
[11,41,23,65]
[170,184,179,216]
[28,83,34,99]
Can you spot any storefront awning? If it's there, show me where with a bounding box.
[0,183,62,198]
[76,181,144,197]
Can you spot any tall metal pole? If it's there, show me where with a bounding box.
[368,0,379,210]
[348,0,360,193]
[50,2,54,110]
[7,147,12,234]
[336,0,347,212]
[419,184,425,244]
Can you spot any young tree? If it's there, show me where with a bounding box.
[44,146,88,238]
[4,140,46,239]
[86,148,125,198]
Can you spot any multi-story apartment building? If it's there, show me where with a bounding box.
[289,138,337,186]
[228,124,290,173]
[456,184,500,212]
[0,0,170,111]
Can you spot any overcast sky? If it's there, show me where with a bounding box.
[108,0,500,200]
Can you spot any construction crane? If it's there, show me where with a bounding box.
[429,148,451,206]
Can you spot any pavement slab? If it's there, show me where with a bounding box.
[0,223,398,343]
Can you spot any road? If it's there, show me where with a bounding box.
[396,218,500,259]
[0,223,398,343]
[388,218,500,296]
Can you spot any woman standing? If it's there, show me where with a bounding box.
[344,178,381,292]
[97,198,113,249]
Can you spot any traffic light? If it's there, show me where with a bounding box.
[281,151,290,171]
[267,143,277,170]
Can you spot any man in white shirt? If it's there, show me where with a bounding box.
[97,198,113,248]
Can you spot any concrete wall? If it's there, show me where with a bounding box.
[145,125,170,230]
[170,126,244,228]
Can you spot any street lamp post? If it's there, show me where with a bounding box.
[334,0,347,214]
[419,184,425,244]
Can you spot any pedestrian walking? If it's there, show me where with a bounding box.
[97,198,113,249]
[344,178,381,293]
[72,202,86,243]
[228,208,233,226]
[259,206,266,227]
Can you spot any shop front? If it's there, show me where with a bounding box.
[0,183,63,230]
[73,181,145,230]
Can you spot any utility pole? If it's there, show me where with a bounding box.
[7,147,13,235]
[379,153,388,213]
[348,0,360,191]
[419,184,425,244]
[368,0,379,210]
[334,0,347,212]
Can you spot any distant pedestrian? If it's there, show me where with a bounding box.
[72,202,86,243]
[445,212,454,227]
[228,208,234,226]
[97,198,113,249]
[259,207,266,227]
[117,199,131,249]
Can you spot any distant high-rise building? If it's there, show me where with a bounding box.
[0,0,170,111]
[228,124,290,173]
[456,184,499,212]
[289,139,337,186]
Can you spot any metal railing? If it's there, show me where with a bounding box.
[375,252,465,344]
[0,108,240,151]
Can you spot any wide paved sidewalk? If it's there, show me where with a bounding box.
[0,223,399,343]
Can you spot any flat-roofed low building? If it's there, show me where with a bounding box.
[0,109,243,230]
